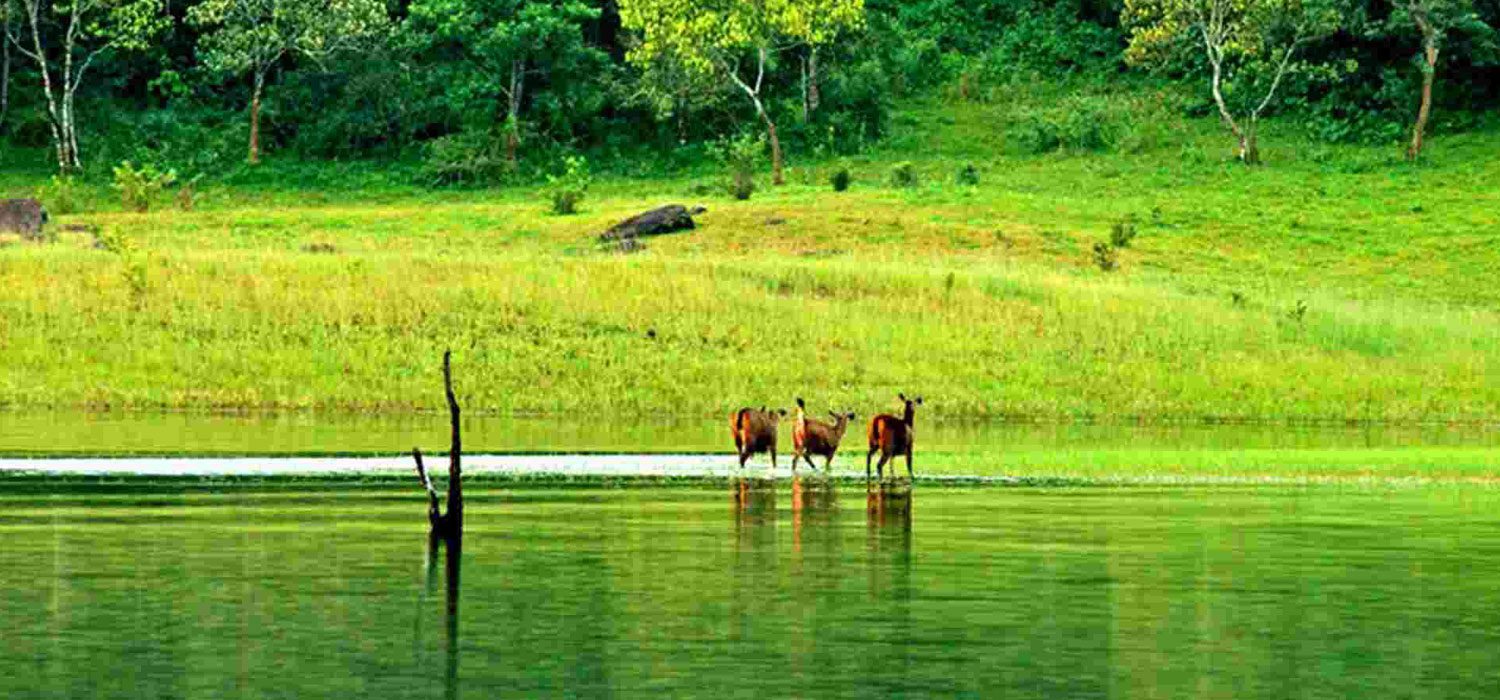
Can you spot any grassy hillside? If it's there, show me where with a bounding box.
[2,89,1498,423]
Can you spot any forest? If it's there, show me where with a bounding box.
[1,0,1496,182]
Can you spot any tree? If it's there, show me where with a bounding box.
[1389,0,1486,159]
[619,0,865,185]
[3,0,165,172]
[1125,0,1340,164]
[1,0,11,131]
[187,0,389,164]
[403,0,605,167]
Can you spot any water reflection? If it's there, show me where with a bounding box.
[791,475,838,555]
[419,529,462,699]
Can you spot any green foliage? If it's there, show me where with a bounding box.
[421,132,510,185]
[830,166,852,191]
[711,132,763,200]
[546,156,591,215]
[1092,241,1118,271]
[890,161,918,187]
[402,0,607,164]
[1110,217,1138,248]
[38,176,81,215]
[1009,99,1120,154]
[93,226,136,256]
[111,162,177,213]
[187,0,389,77]
[619,0,866,77]
[176,175,205,212]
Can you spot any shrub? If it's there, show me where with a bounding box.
[1091,241,1118,272]
[38,175,80,215]
[1109,217,1138,248]
[94,226,135,255]
[422,132,509,185]
[890,161,918,188]
[830,167,852,192]
[956,163,980,185]
[1007,97,1125,155]
[111,162,177,213]
[546,156,591,215]
[1288,300,1308,323]
[176,175,204,212]
[711,133,762,201]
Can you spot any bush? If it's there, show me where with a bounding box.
[711,133,762,201]
[956,163,980,185]
[890,161,918,188]
[546,156,591,215]
[830,166,852,192]
[176,175,203,212]
[1091,241,1118,272]
[38,175,81,215]
[1109,217,1138,248]
[421,132,510,185]
[111,162,177,213]
[1007,97,1124,155]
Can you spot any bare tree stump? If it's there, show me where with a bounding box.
[413,349,462,540]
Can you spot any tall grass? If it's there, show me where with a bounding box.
[2,94,1499,422]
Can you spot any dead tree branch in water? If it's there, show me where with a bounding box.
[412,349,463,539]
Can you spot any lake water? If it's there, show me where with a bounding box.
[4,479,1500,698]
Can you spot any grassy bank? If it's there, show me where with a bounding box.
[2,92,1499,423]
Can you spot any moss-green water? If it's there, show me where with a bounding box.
[3,483,1500,698]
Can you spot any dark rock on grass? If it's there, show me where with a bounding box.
[0,199,49,241]
[600,204,706,244]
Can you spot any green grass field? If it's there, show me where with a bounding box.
[2,90,1499,423]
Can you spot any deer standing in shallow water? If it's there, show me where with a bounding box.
[730,406,787,470]
[867,394,923,485]
[792,397,855,473]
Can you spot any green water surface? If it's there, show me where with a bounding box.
[3,481,1499,698]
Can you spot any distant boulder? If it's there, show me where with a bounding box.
[0,199,48,241]
[600,204,706,244]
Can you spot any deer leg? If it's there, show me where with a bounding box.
[875,453,891,484]
[824,454,833,474]
[770,447,778,472]
[738,449,749,469]
[905,447,914,482]
[866,448,875,486]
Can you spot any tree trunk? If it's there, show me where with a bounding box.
[1407,27,1438,161]
[806,47,819,115]
[411,349,463,539]
[763,112,784,186]
[505,58,524,168]
[2,11,10,132]
[1241,119,1260,165]
[248,71,264,164]
[1207,53,1251,164]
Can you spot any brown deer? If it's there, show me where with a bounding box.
[792,397,855,473]
[730,406,787,470]
[867,394,923,484]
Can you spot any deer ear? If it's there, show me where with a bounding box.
[898,393,906,402]
[796,397,805,408]
[916,397,924,405]
[778,408,787,416]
